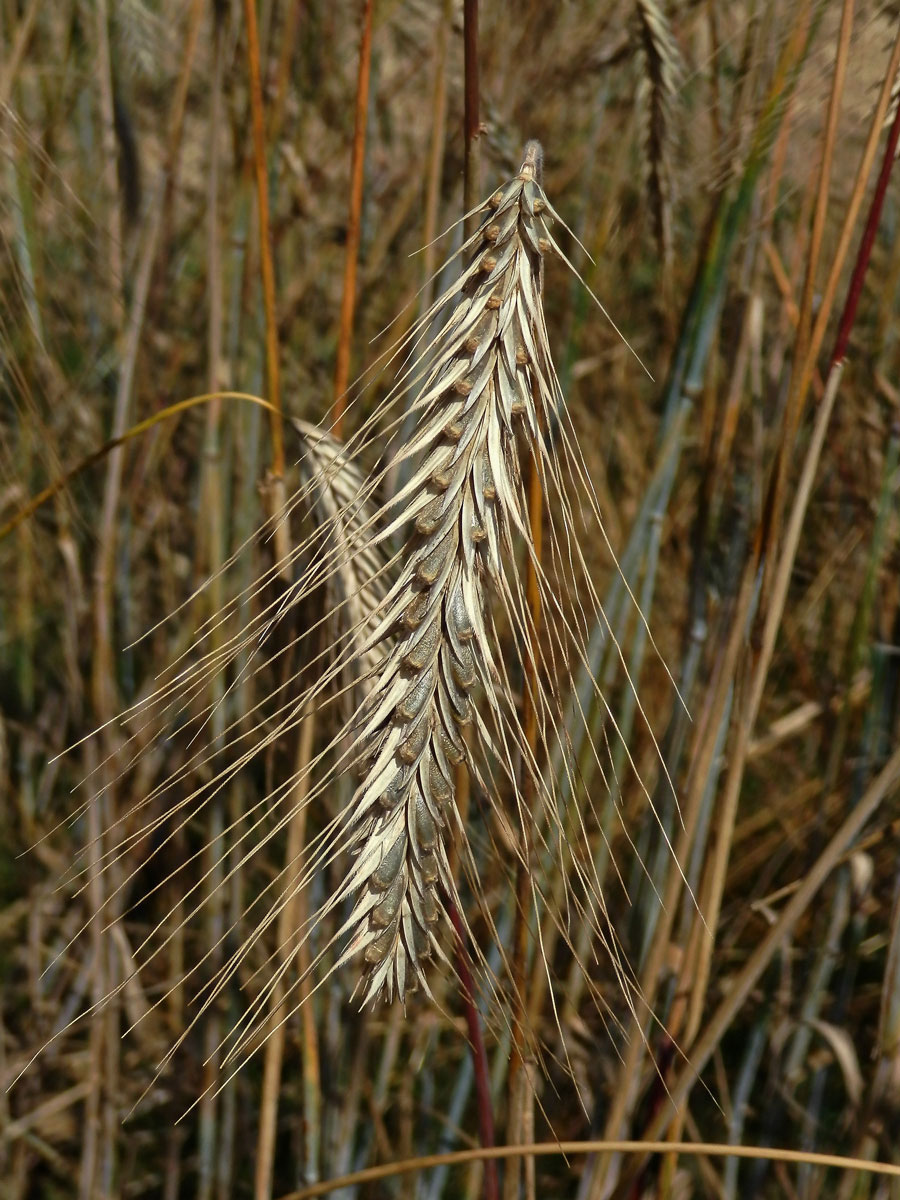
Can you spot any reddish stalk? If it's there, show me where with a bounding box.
[829,100,900,365]
[786,27,900,441]
[448,900,499,1200]
[463,0,481,239]
[333,0,374,435]
[422,1,452,299]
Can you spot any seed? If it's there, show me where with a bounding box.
[373,834,407,891]
[414,794,437,852]
[415,497,443,536]
[371,869,405,927]
[397,668,434,722]
[405,615,440,670]
[420,854,439,886]
[365,922,399,963]
[416,529,456,586]
[403,591,429,629]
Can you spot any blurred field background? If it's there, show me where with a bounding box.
[3,1,900,1197]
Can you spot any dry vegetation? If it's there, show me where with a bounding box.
[3,1,900,1198]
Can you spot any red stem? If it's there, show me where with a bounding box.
[831,89,900,366]
[463,0,480,231]
[448,898,499,1200]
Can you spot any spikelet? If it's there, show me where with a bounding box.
[330,140,566,1005]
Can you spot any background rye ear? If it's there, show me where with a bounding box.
[292,417,395,716]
